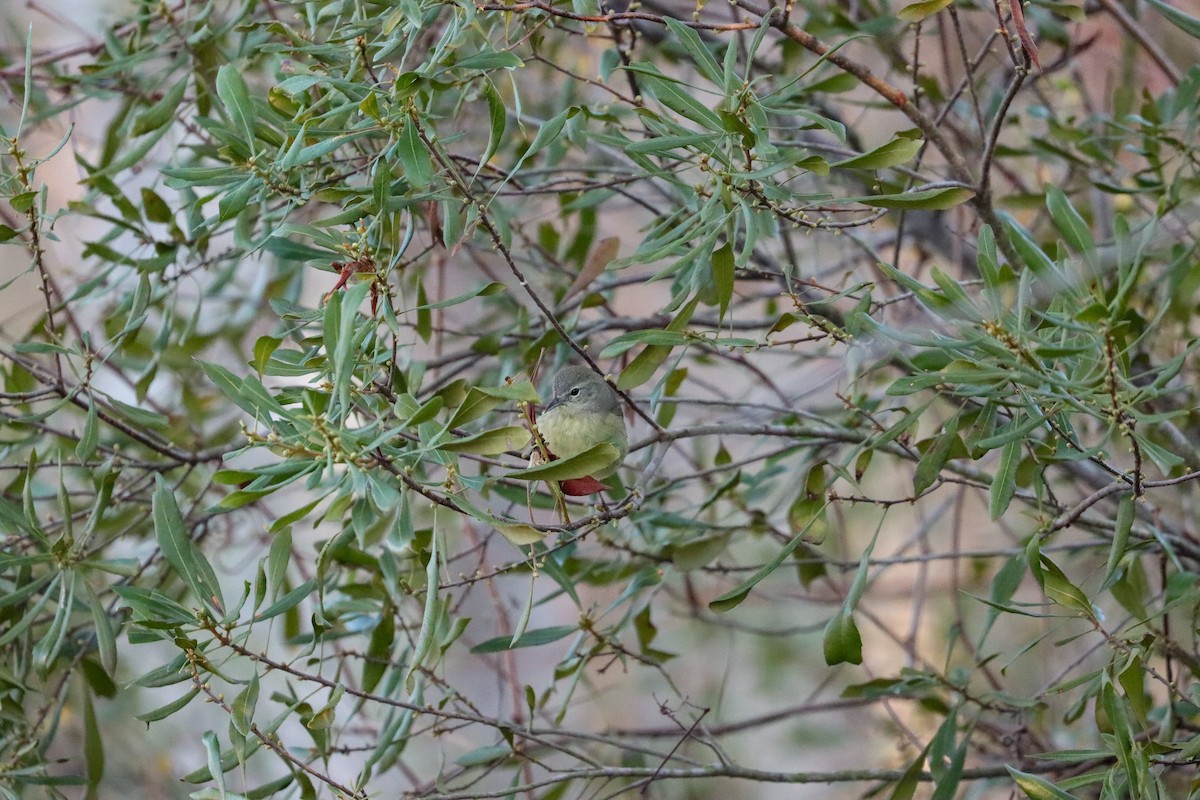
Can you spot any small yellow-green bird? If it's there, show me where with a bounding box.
[537,365,628,493]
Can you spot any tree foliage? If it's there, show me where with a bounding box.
[2,0,1200,797]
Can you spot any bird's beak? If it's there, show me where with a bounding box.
[541,396,562,413]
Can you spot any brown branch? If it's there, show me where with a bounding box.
[1094,0,1182,87]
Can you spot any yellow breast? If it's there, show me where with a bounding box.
[538,407,628,477]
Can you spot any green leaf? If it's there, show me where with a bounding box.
[135,687,200,723]
[855,186,975,210]
[888,743,930,800]
[109,397,170,430]
[1117,655,1149,724]
[84,581,117,676]
[231,672,259,736]
[266,528,292,599]
[131,76,189,136]
[787,463,829,545]
[509,106,576,176]
[418,281,433,343]
[1103,495,1135,587]
[32,570,74,669]
[455,744,513,767]
[975,413,1045,450]
[832,137,923,169]
[897,0,953,22]
[492,521,546,546]
[1046,186,1094,255]
[601,330,692,359]
[82,684,104,795]
[112,585,194,625]
[710,498,829,612]
[929,713,969,800]
[1006,767,1080,800]
[822,611,863,665]
[153,475,223,613]
[624,132,723,155]
[253,578,316,622]
[406,528,441,692]
[822,528,878,665]
[446,387,506,429]
[140,187,173,223]
[216,64,257,149]
[398,117,434,189]
[1146,0,1200,37]
[670,535,729,570]
[218,176,261,221]
[202,730,225,794]
[988,438,1021,520]
[0,574,57,648]
[614,297,700,391]
[1003,214,1058,277]
[76,401,99,462]
[634,605,676,662]
[663,18,724,86]
[481,81,506,169]
[440,426,531,455]
[1035,555,1094,617]
[395,394,445,428]
[977,553,1028,640]
[504,443,620,481]
[457,50,524,70]
[252,335,281,376]
[510,572,536,647]
[471,625,577,653]
[475,381,541,403]
[1036,1,1086,21]
[977,224,1002,292]
[1100,677,1145,796]
[362,610,394,694]
[711,241,734,321]
[629,66,723,129]
[913,416,961,495]
[9,190,37,213]
[289,131,374,171]
[409,281,505,311]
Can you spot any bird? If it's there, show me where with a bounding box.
[536,365,628,494]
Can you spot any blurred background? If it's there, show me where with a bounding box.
[3,0,1200,798]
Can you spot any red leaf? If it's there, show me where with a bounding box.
[559,477,608,496]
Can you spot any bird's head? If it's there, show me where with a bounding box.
[542,365,620,416]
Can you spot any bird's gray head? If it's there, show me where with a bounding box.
[543,365,621,415]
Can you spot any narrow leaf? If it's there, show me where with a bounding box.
[1006,767,1080,800]
[712,241,735,321]
[832,137,922,169]
[504,443,620,482]
[1103,495,1135,587]
[897,0,953,22]
[471,625,577,653]
[988,439,1021,520]
[710,499,829,612]
[440,426,531,455]
[153,475,223,612]
[1146,0,1200,37]
[855,186,975,210]
[215,65,257,149]
[398,117,434,189]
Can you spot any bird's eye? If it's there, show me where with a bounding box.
[569,388,581,397]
